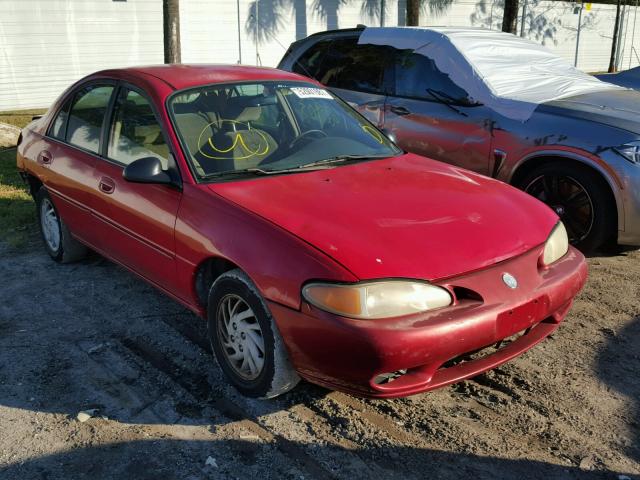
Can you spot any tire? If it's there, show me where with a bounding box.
[207,269,300,398]
[518,163,616,253]
[36,188,88,263]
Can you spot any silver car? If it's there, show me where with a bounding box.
[279,26,640,253]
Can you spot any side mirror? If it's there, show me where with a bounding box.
[382,128,398,145]
[123,156,173,185]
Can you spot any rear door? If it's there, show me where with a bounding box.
[292,36,393,128]
[90,84,182,292]
[41,83,116,247]
[383,51,495,175]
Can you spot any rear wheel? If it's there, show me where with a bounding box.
[36,188,87,263]
[207,269,300,398]
[518,163,615,253]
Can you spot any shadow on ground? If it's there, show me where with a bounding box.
[596,314,640,464]
[0,437,633,480]
[0,247,638,479]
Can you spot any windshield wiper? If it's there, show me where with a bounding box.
[201,168,275,179]
[425,88,469,117]
[201,154,392,179]
[292,154,392,170]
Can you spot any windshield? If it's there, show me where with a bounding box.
[168,81,401,179]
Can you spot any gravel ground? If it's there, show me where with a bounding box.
[0,234,638,480]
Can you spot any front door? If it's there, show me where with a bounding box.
[383,51,494,175]
[91,85,181,292]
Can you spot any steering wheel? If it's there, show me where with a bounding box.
[288,129,328,150]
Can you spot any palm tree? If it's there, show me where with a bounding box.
[163,0,181,63]
[295,0,308,39]
[313,0,351,30]
[609,0,622,73]
[246,0,308,43]
[406,0,454,26]
[501,0,518,34]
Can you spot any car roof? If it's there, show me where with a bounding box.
[306,25,491,39]
[93,64,314,91]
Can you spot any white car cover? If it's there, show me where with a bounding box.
[358,27,624,121]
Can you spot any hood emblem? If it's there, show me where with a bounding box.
[502,272,518,289]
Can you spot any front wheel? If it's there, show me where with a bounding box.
[207,269,300,398]
[518,163,616,253]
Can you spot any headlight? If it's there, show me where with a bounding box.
[302,280,452,319]
[542,222,569,266]
[614,141,640,164]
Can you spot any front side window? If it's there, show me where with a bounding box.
[66,85,114,154]
[108,88,169,167]
[394,51,470,103]
[313,38,391,94]
[169,81,400,179]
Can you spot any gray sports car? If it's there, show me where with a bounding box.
[279,26,640,253]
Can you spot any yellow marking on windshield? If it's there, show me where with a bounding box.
[362,125,385,144]
[197,120,270,160]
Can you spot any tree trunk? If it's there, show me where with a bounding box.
[163,0,181,64]
[609,0,622,72]
[501,0,519,34]
[406,0,420,26]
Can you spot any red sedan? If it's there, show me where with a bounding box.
[17,65,587,398]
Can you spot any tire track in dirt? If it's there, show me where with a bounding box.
[117,335,337,479]
[156,314,424,480]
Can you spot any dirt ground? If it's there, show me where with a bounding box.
[0,234,638,480]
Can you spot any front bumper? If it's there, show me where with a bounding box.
[269,245,587,398]
[617,159,640,245]
[602,149,640,246]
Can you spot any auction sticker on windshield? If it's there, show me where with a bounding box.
[290,87,333,99]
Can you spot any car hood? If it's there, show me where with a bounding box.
[539,89,640,133]
[208,154,557,281]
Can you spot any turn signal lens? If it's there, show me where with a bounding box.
[542,222,569,266]
[302,280,452,319]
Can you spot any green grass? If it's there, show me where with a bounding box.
[0,110,46,249]
[0,109,47,129]
[0,147,35,249]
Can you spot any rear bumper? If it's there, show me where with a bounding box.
[269,246,587,398]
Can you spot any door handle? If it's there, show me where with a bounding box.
[390,106,411,116]
[98,177,115,194]
[364,101,383,111]
[37,150,52,165]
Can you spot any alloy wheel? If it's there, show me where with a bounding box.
[525,174,594,244]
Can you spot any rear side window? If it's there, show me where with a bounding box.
[66,85,114,154]
[107,88,169,168]
[393,51,470,103]
[49,98,72,140]
[313,37,391,95]
[291,39,332,79]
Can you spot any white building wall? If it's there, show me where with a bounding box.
[1,0,639,111]
[0,0,163,111]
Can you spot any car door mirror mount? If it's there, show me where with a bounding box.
[381,128,398,145]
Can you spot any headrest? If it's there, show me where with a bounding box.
[235,106,261,123]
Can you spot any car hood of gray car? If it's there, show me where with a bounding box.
[538,89,640,133]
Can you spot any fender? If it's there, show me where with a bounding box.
[506,147,625,232]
